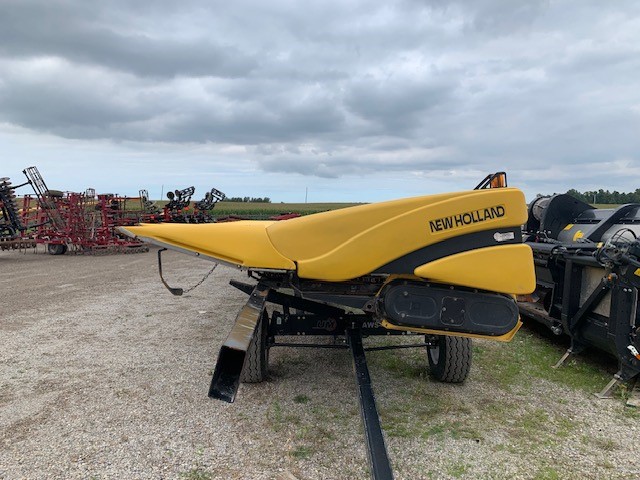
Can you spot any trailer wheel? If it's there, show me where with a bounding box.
[47,243,67,255]
[426,335,472,383]
[241,310,269,383]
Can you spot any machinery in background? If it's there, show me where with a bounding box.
[519,194,640,397]
[138,186,227,223]
[19,166,148,254]
[2,164,256,255]
[0,176,36,250]
[3,165,295,255]
[161,186,225,223]
[139,189,162,220]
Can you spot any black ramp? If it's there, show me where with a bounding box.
[209,283,269,402]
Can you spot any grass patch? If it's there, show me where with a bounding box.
[446,461,469,478]
[371,348,426,379]
[591,437,617,451]
[180,468,213,480]
[519,408,549,432]
[266,401,285,431]
[266,399,337,450]
[533,466,560,480]
[473,326,612,393]
[421,420,483,441]
[620,407,640,419]
[554,416,576,438]
[369,333,592,456]
[290,445,314,459]
[379,391,474,439]
[266,326,619,477]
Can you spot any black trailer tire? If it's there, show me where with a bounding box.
[240,311,269,383]
[47,243,67,255]
[426,335,472,383]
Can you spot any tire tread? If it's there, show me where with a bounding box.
[428,336,472,383]
[240,311,268,383]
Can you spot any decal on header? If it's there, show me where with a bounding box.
[429,205,505,233]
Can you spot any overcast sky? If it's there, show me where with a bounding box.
[1,0,639,202]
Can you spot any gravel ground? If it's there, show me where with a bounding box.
[1,247,639,479]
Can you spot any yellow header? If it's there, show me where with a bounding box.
[120,187,534,295]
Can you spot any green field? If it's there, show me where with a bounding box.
[212,201,360,216]
[205,200,625,218]
[150,200,361,217]
[592,204,622,209]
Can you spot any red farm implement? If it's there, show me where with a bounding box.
[20,166,148,255]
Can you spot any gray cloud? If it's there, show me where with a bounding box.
[0,0,639,198]
[344,76,454,135]
[0,2,257,78]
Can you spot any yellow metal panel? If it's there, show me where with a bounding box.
[121,187,532,286]
[120,222,296,270]
[267,188,528,281]
[266,190,466,259]
[413,244,535,294]
[380,319,522,342]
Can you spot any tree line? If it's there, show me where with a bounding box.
[222,196,271,203]
[566,188,640,205]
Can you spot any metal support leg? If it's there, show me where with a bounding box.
[594,374,621,399]
[552,341,586,369]
[552,349,572,369]
[626,377,640,408]
[347,328,394,480]
[209,283,269,402]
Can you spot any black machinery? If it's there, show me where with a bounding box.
[519,194,640,397]
[0,176,35,250]
[163,186,225,223]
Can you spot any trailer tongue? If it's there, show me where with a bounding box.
[120,173,535,479]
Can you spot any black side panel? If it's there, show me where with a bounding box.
[584,204,640,242]
[538,194,594,238]
[381,283,519,336]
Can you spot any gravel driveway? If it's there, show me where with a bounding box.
[1,248,639,479]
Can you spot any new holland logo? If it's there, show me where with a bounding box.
[429,205,505,233]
